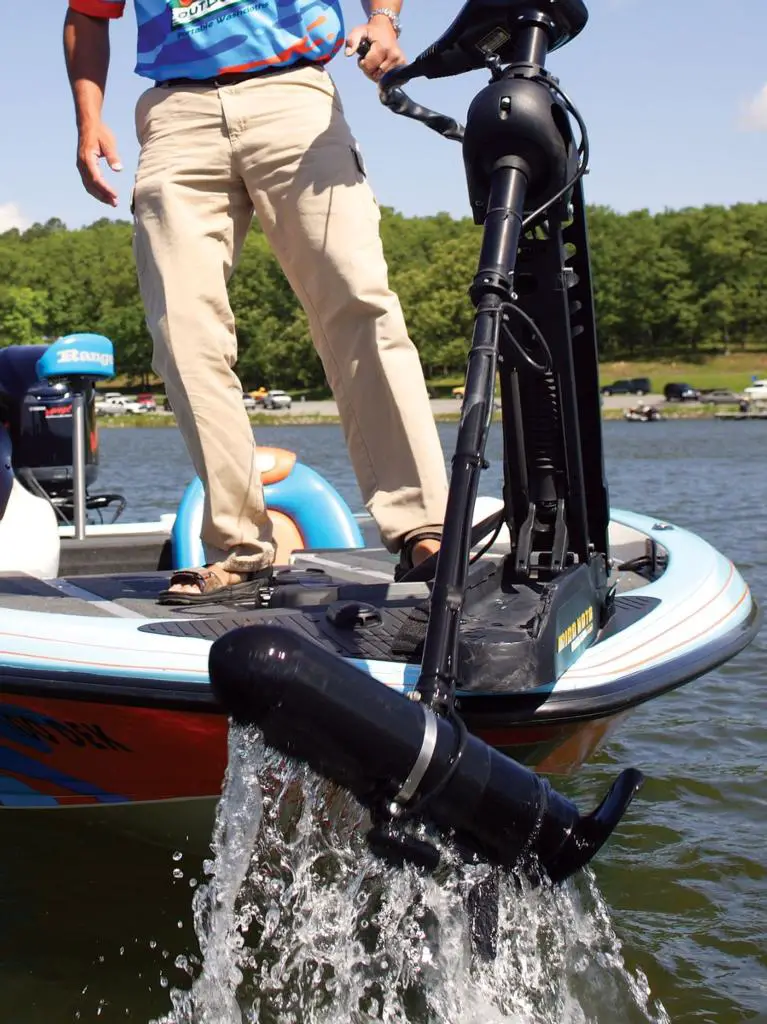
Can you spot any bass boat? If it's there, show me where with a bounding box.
[0,0,760,884]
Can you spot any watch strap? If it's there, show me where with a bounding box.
[368,7,401,36]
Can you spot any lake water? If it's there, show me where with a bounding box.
[1,420,765,1023]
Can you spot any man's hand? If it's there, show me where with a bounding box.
[345,17,405,82]
[77,123,122,207]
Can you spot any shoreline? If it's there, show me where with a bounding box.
[95,404,758,428]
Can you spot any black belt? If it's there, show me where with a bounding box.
[156,58,316,89]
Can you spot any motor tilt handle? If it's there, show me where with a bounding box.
[378,85,465,141]
[356,39,464,141]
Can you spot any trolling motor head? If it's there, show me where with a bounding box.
[209,626,643,884]
[383,0,588,84]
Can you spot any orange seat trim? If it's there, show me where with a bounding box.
[256,447,297,486]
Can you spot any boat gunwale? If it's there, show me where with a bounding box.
[0,509,759,729]
[0,592,758,728]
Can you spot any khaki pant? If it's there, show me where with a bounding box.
[132,63,447,571]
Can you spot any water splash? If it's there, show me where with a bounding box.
[156,724,265,1024]
[159,728,668,1024]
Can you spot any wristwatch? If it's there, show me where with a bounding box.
[369,7,401,36]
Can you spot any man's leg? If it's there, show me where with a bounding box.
[132,85,275,587]
[223,66,448,558]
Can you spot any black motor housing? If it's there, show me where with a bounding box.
[12,382,99,495]
[463,73,576,221]
[209,625,643,884]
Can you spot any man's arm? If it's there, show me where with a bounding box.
[346,1,405,83]
[64,9,122,206]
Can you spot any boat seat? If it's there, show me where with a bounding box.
[0,478,61,577]
[0,425,60,577]
[171,448,366,569]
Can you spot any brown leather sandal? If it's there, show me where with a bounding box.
[157,563,273,606]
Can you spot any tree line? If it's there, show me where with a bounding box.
[1,201,765,390]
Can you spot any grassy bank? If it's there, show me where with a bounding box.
[597,352,767,393]
[424,353,767,397]
[96,412,342,428]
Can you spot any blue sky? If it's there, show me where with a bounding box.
[1,0,765,232]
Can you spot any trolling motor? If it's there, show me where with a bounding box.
[210,0,643,884]
[210,625,642,882]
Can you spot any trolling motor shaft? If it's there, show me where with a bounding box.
[404,7,608,711]
[209,626,643,884]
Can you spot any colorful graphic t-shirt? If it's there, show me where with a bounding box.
[68,0,345,82]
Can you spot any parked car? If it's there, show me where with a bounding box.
[248,387,268,405]
[452,386,465,400]
[95,395,147,415]
[242,393,259,411]
[698,389,741,405]
[663,382,701,402]
[135,392,157,411]
[95,391,124,405]
[263,389,292,410]
[743,379,767,401]
[600,377,652,396]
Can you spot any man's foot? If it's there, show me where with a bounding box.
[395,529,443,582]
[158,562,272,606]
[411,537,441,566]
[165,562,245,597]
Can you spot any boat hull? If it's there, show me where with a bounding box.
[0,691,630,852]
[0,509,760,849]
[0,690,626,805]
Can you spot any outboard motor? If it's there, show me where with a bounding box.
[17,384,99,498]
[0,337,123,530]
[0,345,98,499]
[0,353,63,577]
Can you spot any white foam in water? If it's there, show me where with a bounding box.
[156,724,266,1024]
[158,726,669,1024]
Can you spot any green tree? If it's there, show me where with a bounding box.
[0,285,48,346]
[1,201,766,382]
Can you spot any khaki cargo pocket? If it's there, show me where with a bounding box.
[351,142,367,180]
[350,142,380,216]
